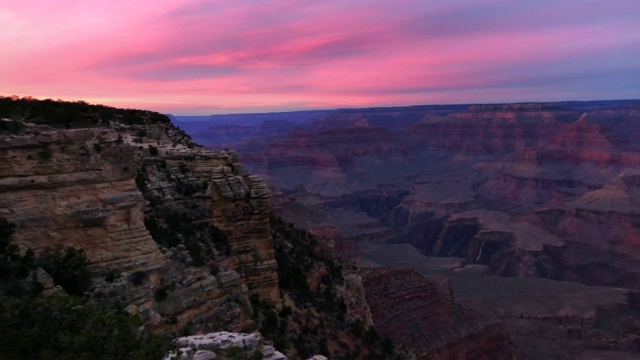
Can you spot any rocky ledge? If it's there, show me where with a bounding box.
[0,123,278,333]
[165,332,286,360]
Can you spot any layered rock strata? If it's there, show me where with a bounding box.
[362,268,523,360]
[143,149,278,301]
[0,126,164,273]
[0,123,278,333]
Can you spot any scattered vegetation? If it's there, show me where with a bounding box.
[105,271,121,283]
[154,279,176,302]
[144,211,228,266]
[0,95,170,127]
[0,293,170,360]
[175,180,208,196]
[37,146,53,161]
[135,164,149,193]
[271,216,345,311]
[248,216,397,359]
[129,271,147,286]
[36,246,92,296]
[0,217,170,360]
[178,162,189,174]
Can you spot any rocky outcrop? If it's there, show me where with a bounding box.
[362,268,523,360]
[0,123,278,334]
[342,273,374,327]
[143,149,278,301]
[165,332,286,360]
[0,126,164,274]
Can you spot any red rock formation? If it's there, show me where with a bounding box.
[362,268,523,360]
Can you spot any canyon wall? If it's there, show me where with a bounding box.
[211,101,640,289]
[362,267,523,360]
[180,100,640,358]
[0,123,278,333]
[0,116,391,359]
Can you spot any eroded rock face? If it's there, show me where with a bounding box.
[0,126,164,274]
[362,268,523,360]
[143,149,278,301]
[0,123,278,333]
[201,101,640,290]
[177,101,640,358]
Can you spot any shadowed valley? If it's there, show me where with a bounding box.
[176,100,640,359]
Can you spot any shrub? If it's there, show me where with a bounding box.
[0,119,25,133]
[130,271,147,286]
[154,280,175,302]
[105,271,120,283]
[37,146,53,161]
[226,346,244,359]
[0,293,171,360]
[135,165,148,193]
[0,218,34,292]
[36,246,92,296]
[148,145,158,156]
[249,350,264,360]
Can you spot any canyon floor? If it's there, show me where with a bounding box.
[359,242,634,360]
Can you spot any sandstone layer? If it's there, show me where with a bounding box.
[0,123,278,334]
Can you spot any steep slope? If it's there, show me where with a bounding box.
[183,100,640,359]
[0,97,410,360]
[362,268,523,360]
[0,122,275,333]
[0,126,164,274]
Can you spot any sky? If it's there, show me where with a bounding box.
[1,0,639,115]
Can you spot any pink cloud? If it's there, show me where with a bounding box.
[1,0,639,114]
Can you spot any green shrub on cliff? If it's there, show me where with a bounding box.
[0,96,171,127]
[0,293,170,360]
[37,246,92,296]
[0,218,35,296]
[37,146,53,161]
[254,216,395,359]
[0,216,170,360]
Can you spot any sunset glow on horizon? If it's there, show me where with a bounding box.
[1,0,639,115]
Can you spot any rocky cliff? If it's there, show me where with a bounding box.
[179,99,640,358]
[0,126,164,273]
[0,120,280,334]
[0,98,401,360]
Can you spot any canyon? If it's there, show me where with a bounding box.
[176,99,640,359]
[0,99,394,359]
[3,97,640,359]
